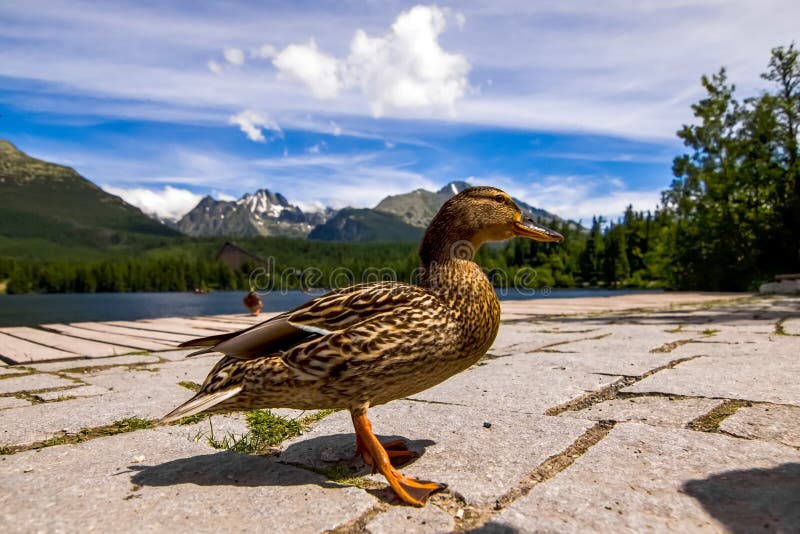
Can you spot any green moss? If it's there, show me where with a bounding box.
[176,413,207,425]
[177,381,201,392]
[308,464,371,489]
[687,400,751,433]
[0,416,155,455]
[701,328,720,336]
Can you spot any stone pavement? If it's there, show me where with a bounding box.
[1,293,799,533]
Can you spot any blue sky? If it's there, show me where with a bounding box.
[1,1,798,223]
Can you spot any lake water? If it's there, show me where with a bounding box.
[0,288,663,327]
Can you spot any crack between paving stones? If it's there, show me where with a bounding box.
[686,399,753,433]
[544,355,701,416]
[325,503,390,534]
[454,420,617,532]
[0,417,157,455]
[403,397,470,407]
[774,316,799,336]
[524,332,612,354]
[36,325,162,352]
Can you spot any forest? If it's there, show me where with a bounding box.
[2,44,798,294]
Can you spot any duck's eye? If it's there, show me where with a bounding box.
[493,194,506,203]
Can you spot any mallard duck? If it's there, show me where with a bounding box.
[162,186,563,506]
[243,288,263,315]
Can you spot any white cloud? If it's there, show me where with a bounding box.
[214,192,236,201]
[102,185,203,220]
[228,109,282,142]
[272,38,341,99]
[293,199,327,213]
[270,5,470,117]
[251,43,277,59]
[207,59,222,74]
[345,5,470,116]
[454,12,466,30]
[2,1,800,140]
[521,175,663,223]
[223,47,245,65]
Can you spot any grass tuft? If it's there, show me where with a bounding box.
[206,409,338,455]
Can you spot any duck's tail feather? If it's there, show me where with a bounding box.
[159,385,243,424]
[178,331,239,357]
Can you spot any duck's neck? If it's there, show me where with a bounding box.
[419,257,501,356]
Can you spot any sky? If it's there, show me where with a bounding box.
[1,1,798,224]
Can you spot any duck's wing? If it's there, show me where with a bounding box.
[178,282,440,359]
[162,282,450,423]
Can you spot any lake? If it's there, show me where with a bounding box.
[0,288,663,327]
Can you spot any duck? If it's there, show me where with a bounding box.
[243,288,263,315]
[161,186,564,506]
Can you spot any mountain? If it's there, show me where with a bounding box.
[308,208,423,242]
[175,189,333,238]
[0,140,179,249]
[310,180,574,242]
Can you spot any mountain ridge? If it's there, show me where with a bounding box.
[0,140,179,249]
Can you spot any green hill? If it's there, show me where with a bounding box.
[308,208,423,242]
[0,140,179,255]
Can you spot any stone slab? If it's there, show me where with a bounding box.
[108,320,222,337]
[0,326,135,358]
[366,504,455,534]
[279,400,593,506]
[201,313,271,325]
[42,323,174,351]
[154,349,211,361]
[720,404,800,449]
[782,317,800,336]
[75,357,218,393]
[0,366,29,377]
[411,352,622,415]
[0,359,216,446]
[0,373,78,395]
[35,385,109,401]
[560,396,723,427]
[183,317,254,330]
[0,331,78,363]
[499,292,746,318]
[65,321,194,343]
[0,396,30,409]
[488,325,609,356]
[487,422,800,533]
[27,353,161,373]
[622,344,800,406]
[140,317,237,333]
[0,429,376,533]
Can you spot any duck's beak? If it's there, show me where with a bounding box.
[513,217,564,243]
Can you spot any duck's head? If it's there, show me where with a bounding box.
[420,186,563,264]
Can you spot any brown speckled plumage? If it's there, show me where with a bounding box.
[162,186,563,506]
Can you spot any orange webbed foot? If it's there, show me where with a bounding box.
[387,468,446,506]
[351,410,445,507]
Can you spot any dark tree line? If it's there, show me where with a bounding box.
[663,44,800,289]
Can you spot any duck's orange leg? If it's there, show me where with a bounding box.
[354,432,418,470]
[350,409,445,507]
